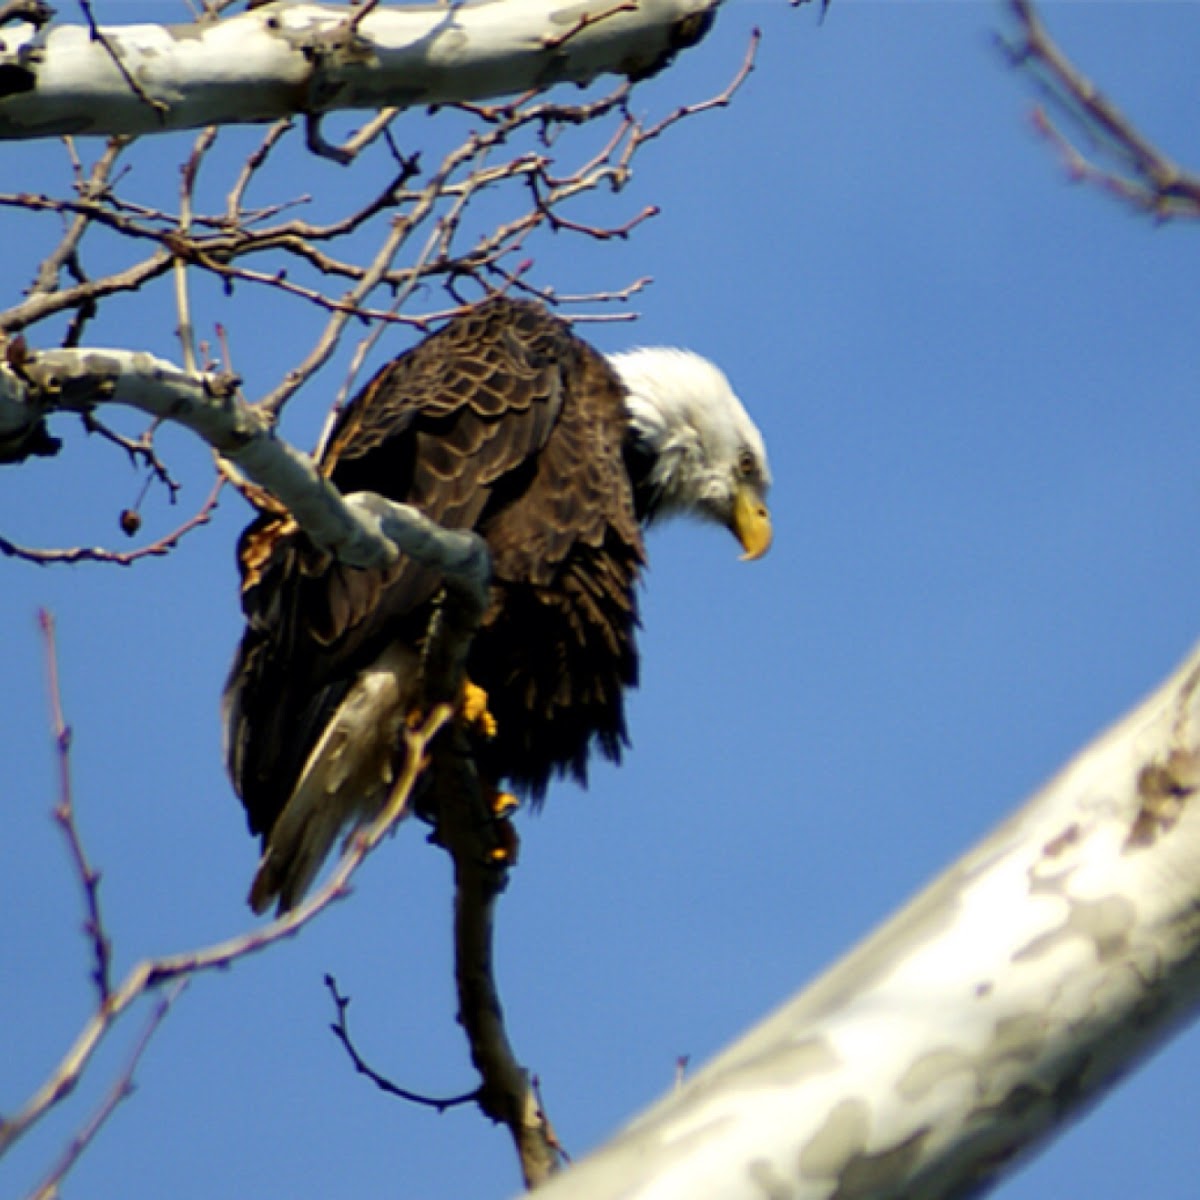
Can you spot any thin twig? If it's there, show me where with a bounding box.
[0,703,454,1160]
[636,25,760,149]
[346,0,383,38]
[491,268,650,314]
[174,127,219,374]
[79,410,180,501]
[25,982,187,1200]
[30,139,128,298]
[1003,0,1200,219]
[226,119,294,224]
[339,107,402,162]
[324,976,480,1111]
[39,608,113,1003]
[2,251,175,335]
[0,477,225,566]
[77,0,169,118]
[541,0,638,52]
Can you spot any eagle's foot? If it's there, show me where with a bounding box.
[461,679,498,739]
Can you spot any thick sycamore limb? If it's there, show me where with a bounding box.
[0,0,721,141]
[534,643,1200,1199]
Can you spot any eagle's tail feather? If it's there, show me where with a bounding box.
[249,644,419,915]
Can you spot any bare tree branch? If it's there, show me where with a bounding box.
[0,0,721,141]
[24,982,186,1200]
[325,975,481,1112]
[0,23,759,573]
[1,475,223,566]
[0,698,454,1163]
[428,720,565,1188]
[1003,0,1200,219]
[533,642,1200,1200]
[39,608,113,1003]
[0,345,491,597]
[320,513,559,1188]
[0,6,765,1192]
[0,23,756,510]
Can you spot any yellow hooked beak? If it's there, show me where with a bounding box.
[731,483,772,561]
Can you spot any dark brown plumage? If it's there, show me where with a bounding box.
[225,298,645,909]
[226,295,773,913]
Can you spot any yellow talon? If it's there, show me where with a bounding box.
[491,790,519,819]
[461,680,498,739]
[489,809,521,866]
[479,787,520,865]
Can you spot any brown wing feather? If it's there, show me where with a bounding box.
[226,298,644,853]
[468,337,643,796]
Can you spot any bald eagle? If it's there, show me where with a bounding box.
[224,297,771,914]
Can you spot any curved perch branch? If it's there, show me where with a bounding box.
[0,344,491,600]
[431,725,565,1189]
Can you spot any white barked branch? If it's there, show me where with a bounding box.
[0,0,720,141]
[533,646,1200,1199]
[0,345,489,594]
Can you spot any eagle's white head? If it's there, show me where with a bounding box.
[609,347,773,560]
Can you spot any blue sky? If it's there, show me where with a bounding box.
[4,2,1200,1197]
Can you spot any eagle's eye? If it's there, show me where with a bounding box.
[737,448,758,478]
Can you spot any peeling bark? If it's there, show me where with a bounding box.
[0,0,720,140]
